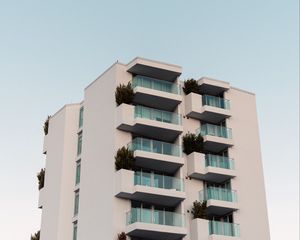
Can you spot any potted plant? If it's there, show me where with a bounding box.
[191,200,207,219]
[115,83,134,106]
[183,79,200,95]
[43,115,51,135]
[31,230,40,240]
[117,232,127,240]
[115,147,134,171]
[182,133,204,155]
[37,168,45,190]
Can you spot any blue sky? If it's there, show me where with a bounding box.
[0,0,298,239]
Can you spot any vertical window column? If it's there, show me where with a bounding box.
[74,191,80,216]
[77,133,82,156]
[75,160,81,185]
[73,222,78,240]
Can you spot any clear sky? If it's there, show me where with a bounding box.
[0,0,298,239]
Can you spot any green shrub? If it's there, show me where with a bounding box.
[191,200,207,219]
[182,133,204,155]
[43,116,51,135]
[31,230,40,240]
[37,168,45,190]
[115,83,134,106]
[118,232,127,240]
[115,147,134,171]
[183,79,200,95]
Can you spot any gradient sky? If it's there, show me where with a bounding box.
[0,1,299,239]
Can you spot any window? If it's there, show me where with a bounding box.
[73,222,78,240]
[74,191,80,216]
[79,107,84,128]
[77,133,82,156]
[75,161,81,185]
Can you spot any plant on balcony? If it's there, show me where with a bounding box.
[43,115,51,135]
[182,133,204,155]
[37,168,45,190]
[183,79,200,95]
[31,230,40,240]
[115,83,134,106]
[191,200,207,219]
[115,147,134,171]
[117,232,127,240]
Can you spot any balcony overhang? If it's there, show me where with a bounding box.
[126,222,187,240]
[206,199,238,216]
[133,87,182,112]
[134,150,184,174]
[127,57,182,82]
[116,104,183,142]
[198,78,230,96]
[203,135,234,153]
[187,153,235,183]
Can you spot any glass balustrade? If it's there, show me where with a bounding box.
[134,171,184,191]
[135,105,182,125]
[205,154,235,170]
[197,124,232,139]
[132,75,181,94]
[202,95,230,109]
[209,220,240,237]
[199,187,237,202]
[128,137,182,157]
[126,208,185,227]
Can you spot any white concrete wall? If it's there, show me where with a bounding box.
[226,88,270,240]
[40,104,80,240]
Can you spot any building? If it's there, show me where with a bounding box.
[38,57,270,240]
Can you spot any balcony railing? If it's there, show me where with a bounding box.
[202,95,230,110]
[197,124,232,139]
[200,187,237,202]
[128,137,182,157]
[134,171,184,191]
[205,154,235,170]
[135,105,182,125]
[132,75,181,95]
[209,220,240,237]
[126,208,185,227]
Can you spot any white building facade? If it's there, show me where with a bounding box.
[38,57,270,240]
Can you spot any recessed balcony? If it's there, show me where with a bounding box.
[185,93,231,124]
[116,104,183,142]
[115,169,185,207]
[187,152,236,183]
[199,187,238,216]
[191,218,240,240]
[132,75,182,111]
[128,138,184,174]
[126,208,187,240]
[197,124,233,152]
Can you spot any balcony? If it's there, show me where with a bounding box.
[126,208,187,240]
[185,93,231,123]
[197,124,233,152]
[191,219,240,240]
[128,137,184,174]
[116,104,183,142]
[187,152,236,183]
[38,187,45,209]
[199,187,238,216]
[132,75,182,111]
[115,169,185,207]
